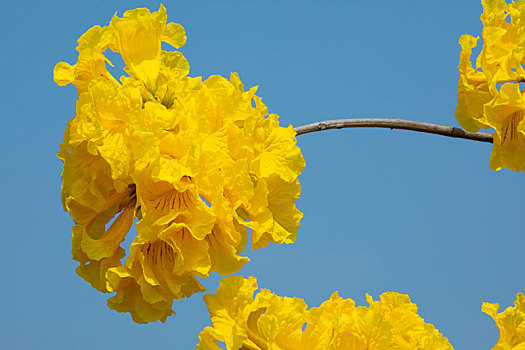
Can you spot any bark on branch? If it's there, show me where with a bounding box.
[294,118,493,143]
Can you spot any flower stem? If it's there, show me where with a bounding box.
[294,118,493,143]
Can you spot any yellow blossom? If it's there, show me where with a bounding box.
[484,83,525,171]
[455,0,525,172]
[53,25,118,95]
[109,4,186,93]
[59,142,136,293]
[455,34,492,132]
[197,276,453,350]
[482,293,525,349]
[55,5,304,323]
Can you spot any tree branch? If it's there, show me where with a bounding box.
[294,118,493,143]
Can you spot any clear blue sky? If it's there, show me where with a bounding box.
[2,1,523,349]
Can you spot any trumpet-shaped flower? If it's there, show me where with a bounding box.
[485,83,525,171]
[197,276,453,350]
[109,4,186,93]
[482,293,525,349]
[55,5,304,323]
[455,0,525,172]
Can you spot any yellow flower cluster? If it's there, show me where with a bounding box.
[55,5,304,323]
[456,0,525,172]
[197,276,453,350]
[483,293,525,349]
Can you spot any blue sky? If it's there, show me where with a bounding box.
[2,0,524,349]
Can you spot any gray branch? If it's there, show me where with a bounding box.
[294,118,493,143]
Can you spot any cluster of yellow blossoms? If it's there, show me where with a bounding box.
[55,5,304,323]
[197,276,453,349]
[456,0,525,172]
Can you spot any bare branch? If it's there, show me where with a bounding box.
[294,118,493,143]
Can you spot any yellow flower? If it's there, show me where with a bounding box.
[239,175,302,250]
[482,293,525,349]
[109,4,186,93]
[455,0,525,172]
[105,238,206,323]
[197,276,453,350]
[455,34,492,132]
[484,83,525,171]
[58,140,136,292]
[54,25,118,95]
[55,5,305,323]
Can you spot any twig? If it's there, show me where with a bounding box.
[294,118,493,143]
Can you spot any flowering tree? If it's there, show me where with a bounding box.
[55,1,524,348]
